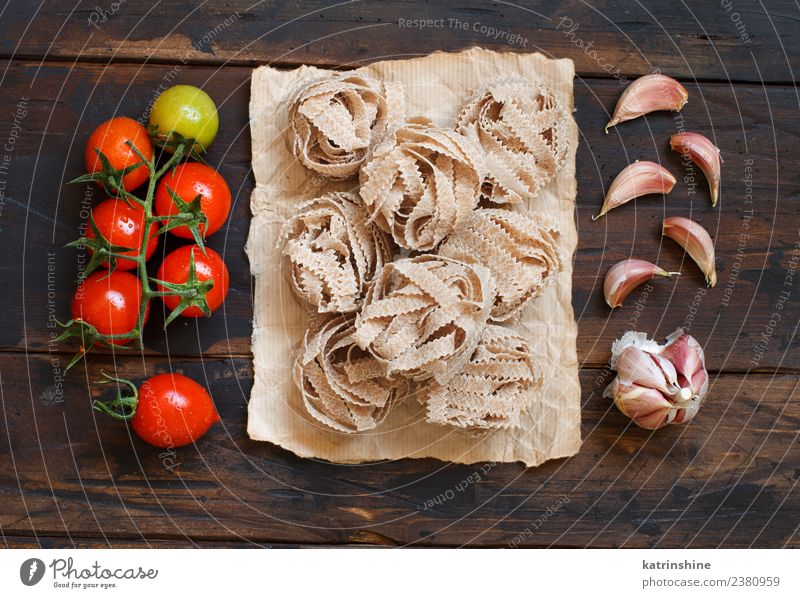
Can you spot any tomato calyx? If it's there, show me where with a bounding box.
[147,124,208,164]
[65,211,139,278]
[150,249,215,326]
[93,371,139,421]
[72,145,148,197]
[54,318,136,372]
[153,186,208,248]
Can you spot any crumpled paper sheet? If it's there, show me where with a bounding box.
[246,47,581,466]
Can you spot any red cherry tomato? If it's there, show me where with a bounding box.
[70,270,148,345]
[85,117,153,192]
[154,163,231,239]
[132,373,219,448]
[86,199,159,270]
[156,245,229,317]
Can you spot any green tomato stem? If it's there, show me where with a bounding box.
[133,144,186,343]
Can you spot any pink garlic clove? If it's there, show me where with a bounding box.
[594,161,676,219]
[604,378,675,430]
[604,259,680,308]
[662,329,709,398]
[663,216,717,287]
[615,345,681,397]
[670,132,722,207]
[606,73,689,132]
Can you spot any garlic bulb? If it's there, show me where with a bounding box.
[604,329,708,429]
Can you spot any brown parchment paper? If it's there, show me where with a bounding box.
[245,48,581,466]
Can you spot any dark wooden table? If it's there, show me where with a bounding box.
[1,1,798,548]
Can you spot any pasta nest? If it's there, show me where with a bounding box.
[424,325,542,430]
[457,76,569,204]
[288,74,404,180]
[278,191,392,314]
[438,208,561,321]
[353,255,496,383]
[293,316,407,433]
[359,122,485,251]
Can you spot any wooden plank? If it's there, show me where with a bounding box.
[0,1,795,82]
[0,535,324,548]
[1,352,798,548]
[1,60,797,370]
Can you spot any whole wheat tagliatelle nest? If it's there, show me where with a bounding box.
[353,255,496,384]
[457,76,569,204]
[293,315,408,433]
[424,325,542,431]
[287,74,404,180]
[279,69,573,438]
[278,191,392,314]
[359,121,485,251]
[438,208,561,321]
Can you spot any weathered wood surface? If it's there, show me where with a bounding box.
[0,2,798,549]
[1,353,798,548]
[0,60,797,370]
[0,1,795,83]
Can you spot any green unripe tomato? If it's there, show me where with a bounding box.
[149,85,218,154]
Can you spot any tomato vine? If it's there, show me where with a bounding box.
[57,140,212,371]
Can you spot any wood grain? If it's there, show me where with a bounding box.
[1,4,798,549]
[0,1,795,83]
[1,352,798,548]
[0,60,797,370]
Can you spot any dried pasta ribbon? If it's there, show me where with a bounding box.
[457,76,569,204]
[287,74,404,180]
[359,122,485,251]
[354,255,496,384]
[438,208,561,321]
[278,192,393,314]
[424,325,542,430]
[293,316,406,433]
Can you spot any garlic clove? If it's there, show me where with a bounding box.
[662,329,709,398]
[606,73,689,132]
[615,345,681,397]
[594,161,676,219]
[604,258,680,308]
[670,132,722,207]
[604,378,675,430]
[662,216,717,287]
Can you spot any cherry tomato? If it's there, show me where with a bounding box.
[70,270,148,345]
[154,163,231,239]
[149,85,218,153]
[132,373,219,448]
[156,245,229,317]
[86,199,159,269]
[84,117,153,192]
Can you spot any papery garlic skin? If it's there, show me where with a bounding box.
[605,328,708,430]
[595,161,676,219]
[663,216,717,287]
[606,74,689,132]
[604,259,680,308]
[670,132,722,207]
